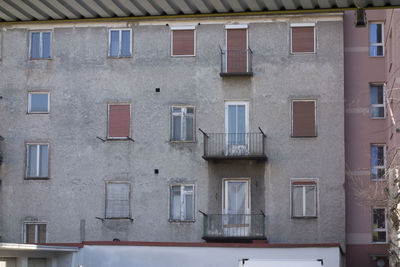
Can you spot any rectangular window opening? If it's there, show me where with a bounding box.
[371,144,386,180]
[370,84,385,118]
[292,100,316,137]
[24,223,47,244]
[291,23,316,53]
[30,31,51,59]
[291,180,317,218]
[109,29,132,58]
[170,184,194,222]
[372,208,387,243]
[171,106,195,142]
[369,22,384,57]
[26,144,49,179]
[105,182,131,219]
[28,92,50,113]
[108,104,131,139]
[171,27,195,56]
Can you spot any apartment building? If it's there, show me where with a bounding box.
[0,2,346,266]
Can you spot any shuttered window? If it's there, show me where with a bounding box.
[291,24,315,53]
[292,100,316,137]
[108,104,131,139]
[226,28,248,73]
[106,182,131,219]
[24,223,46,243]
[171,29,195,56]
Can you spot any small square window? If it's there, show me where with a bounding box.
[171,27,195,56]
[371,144,385,180]
[26,144,49,179]
[171,106,195,141]
[24,223,46,243]
[108,104,131,139]
[291,180,317,217]
[291,100,316,137]
[170,184,194,222]
[372,208,387,243]
[106,182,131,219]
[28,92,49,113]
[30,31,51,59]
[109,29,132,57]
[369,23,384,57]
[290,23,315,53]
[370,84,385,118]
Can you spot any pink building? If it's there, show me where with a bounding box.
[344,10,389,267]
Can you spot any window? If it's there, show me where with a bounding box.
[26,144,49,178]
[372,208,387,243]
[291,100,316,137]
[371,144,385,180]
[30,31,51,59]
[370,84,385,118]
[290,23,316,53]
[225,25,249,73]
[24,223,46,243]
[291,180,317,217]
[105,182,131,219]
[28,92,49,113]
[171,26,195,56]
[28,258,47,267]
[369,23,384,56]
[171,106,195,141]
[108,104,131,139]
[170,185,194,221]
[109,29,131,57]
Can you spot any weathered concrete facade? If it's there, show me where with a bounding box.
[0,13,344,246]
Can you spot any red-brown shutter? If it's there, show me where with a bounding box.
[291,27,315,53]
[172,30,195,56]
[108,104,131,138]
[292,101,316,137]
[292,181,317,185]
[227,29,247,73]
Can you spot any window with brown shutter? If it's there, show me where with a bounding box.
[171,27,195,56]
[292,100,316,137]
[108,104,131,139]
[291,24,315,53]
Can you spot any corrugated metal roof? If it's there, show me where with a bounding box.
[0,0,393,22]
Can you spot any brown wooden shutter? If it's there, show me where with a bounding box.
[227,29,247,72]
[108,104,131,138]
[291,27,315,53]
[172,30,195,56]
[292,101,316,137]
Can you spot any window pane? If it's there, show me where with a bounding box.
[186,108,194,114]
[371,107,384,118]
[377,46,384,56]
[305,186,316,216]
[121,30,131,57]
[371,146,384,167]
[292,186,303,216]
[370,86,383,104]
[27,145,38,177]
[373,209,386,228]
[110,31,119,57]
[372,231,386,242]
[30,93,49,112]
[42,32,51,58]
[170,186,181,220]
[228,105,237,145]
[172,115,181,140]
[38,224,46,243]
[25,224,36,243]
[184,193,194,220]
[186,116,194,141]
[31,33,40,58]
[39,145,48,177]
[370,24,379,44]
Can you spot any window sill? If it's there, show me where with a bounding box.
[371,178,386,182]
[368,56,385,58]
[170,140,196,143]
[169,220,195,223]
[25,177,50,180]
[291,135,317,138]
[291,216,317,219]
[27,112,50,114]
[370,117,386,120]
[107,56,132,59]
[372,241,388,244]
[290,52,317,55]
[171,55,196,57]
[29,58,52,61]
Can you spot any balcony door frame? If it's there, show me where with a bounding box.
[224,101,249,155]
[225,25,248,73]
[222,178,251,236]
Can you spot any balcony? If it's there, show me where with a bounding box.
[220,48,253,76]
[200,212,267,242]
[200,129,267,161]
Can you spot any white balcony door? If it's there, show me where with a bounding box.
[225,102,249,155]
[223,179,250,236]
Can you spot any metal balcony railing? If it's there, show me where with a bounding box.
[200,128,267,161]
[220,48,253,76]
[200,212,266,241]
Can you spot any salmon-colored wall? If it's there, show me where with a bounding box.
[347,244,389,267]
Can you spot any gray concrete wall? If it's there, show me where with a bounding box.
[0,15,344,245]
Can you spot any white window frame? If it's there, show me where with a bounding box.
[107,103,132,139]
[170,106,195,142]
[290,178,318,218]
[370,84,386,119]
[105,181,131,219]
[371,144,386,181]
[25,143,49,179]
[291,99,317,137]
[290,23,316,54]
[108,28,132,58]
[372,207,387,243]
[169,184,195,222]
[170,26,196,57]
[28,92,50,114]
[23,222,47,244]
[29,31,52,59]
[369,22,384,57]
[224,101,249,135]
